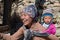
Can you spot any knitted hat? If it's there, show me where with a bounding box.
[42,13,53,18]
[43,8,53,14]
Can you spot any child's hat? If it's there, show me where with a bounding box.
[42,13,53,18]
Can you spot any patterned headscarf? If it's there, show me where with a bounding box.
[20,4,37,18]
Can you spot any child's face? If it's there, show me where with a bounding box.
[44,16,52,24]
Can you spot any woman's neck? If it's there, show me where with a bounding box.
[25,22,36,29]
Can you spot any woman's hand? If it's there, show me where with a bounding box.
[48,34,59,40]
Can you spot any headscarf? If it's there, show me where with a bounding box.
[20,4,37,18]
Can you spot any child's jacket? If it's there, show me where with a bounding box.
[43,24,56,35]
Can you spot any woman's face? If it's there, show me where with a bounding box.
[44,16,52,24]
[20,12,33,26]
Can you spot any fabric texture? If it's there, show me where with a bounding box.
[43,8,53,14]
[21,4,37,18]
[23,25,49,40]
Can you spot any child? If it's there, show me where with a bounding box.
[41,13,56,35]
